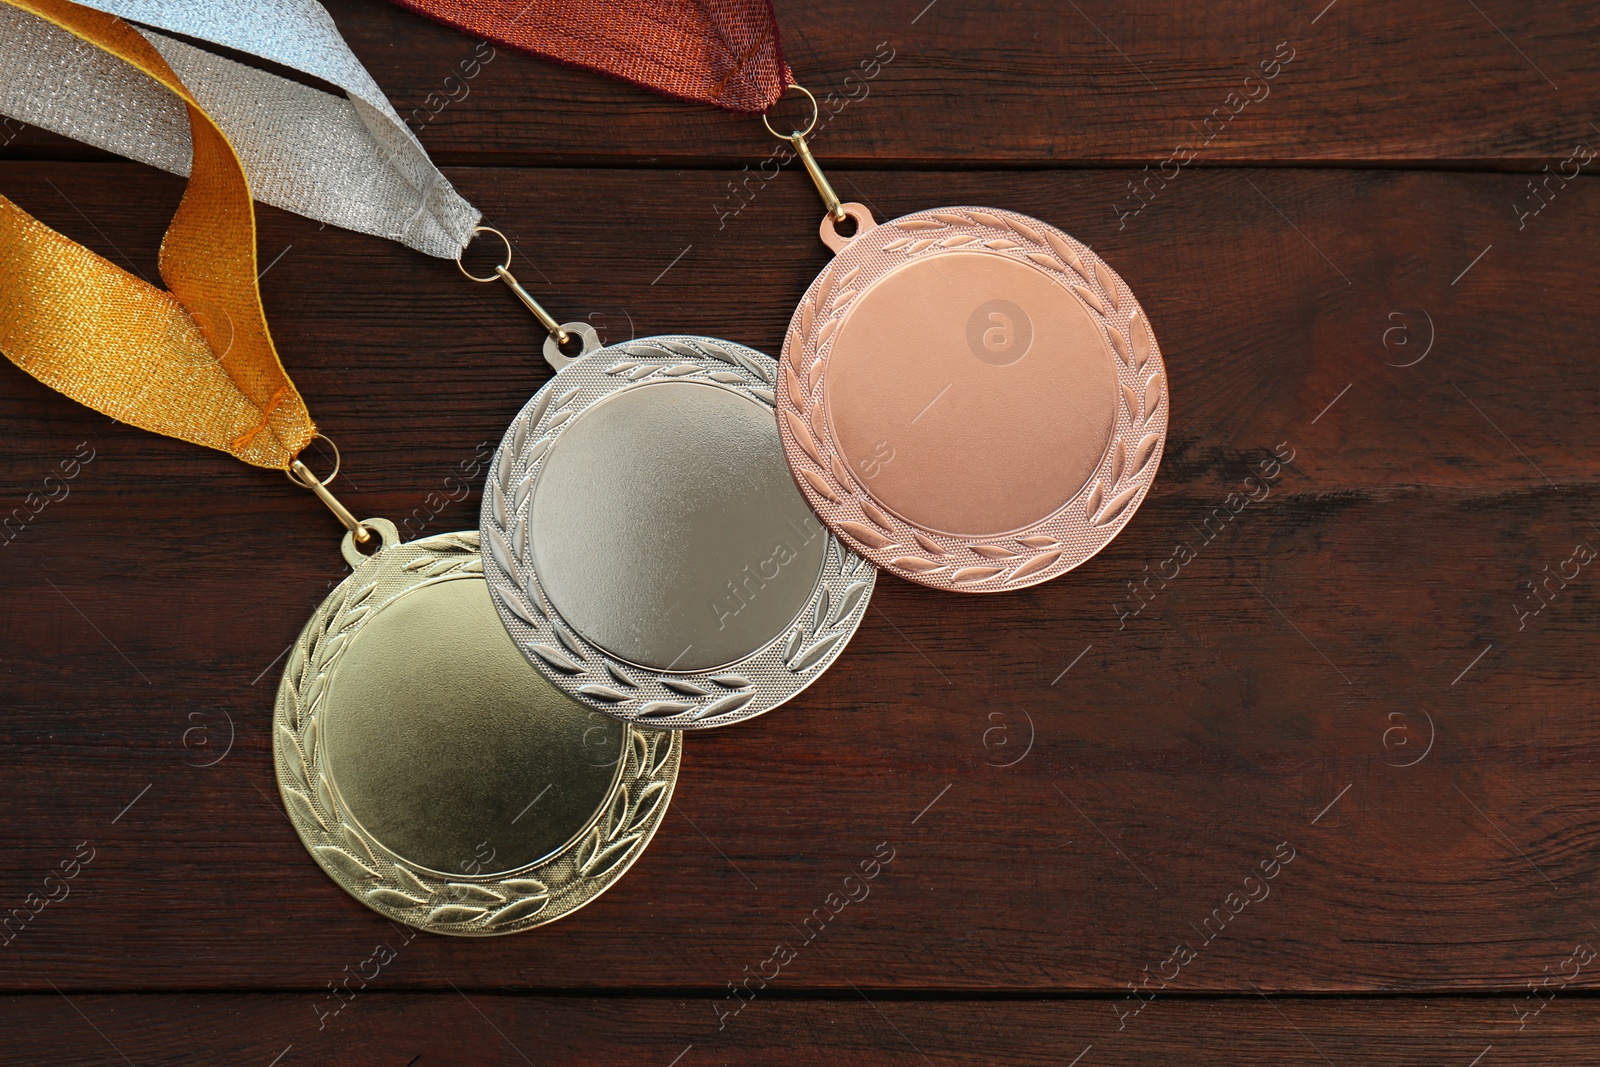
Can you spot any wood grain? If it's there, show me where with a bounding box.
[0,994,1592,1065]
[327,0,1600,167]
[3,0,1594,166]
[0,163,1593,992]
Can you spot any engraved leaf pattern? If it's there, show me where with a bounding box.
[282,788,325,833]
[529,643,583,673]
[787,630,847,672]
[1095,260,1121,312]
[799,468,844,504]
[697,690,757,720]
[1072,284,1110,317]
[861,501,896,532]
[1131,433,1161,476]
[368,888,428,909]
[952,566,1005,585]
[487,896,549,927]
[1143,372,1166,423]
[835,521,894,550]
[342,826,378,867]
[314,845,376,883]
[783,409,825,466]
[1084,481,1105,522]
[1131,312,1154,370]
[427,905,488,925]
[390,866,431,900]
[1008,550,1063,582]
[812,586,831,632]
[1095,484,1143,527]
[639,700,695,718]
[278,724,310,791]
[1107,325,1134,367]
[1121,383,1142,423]
[1044,229,1086,276]
[829,582,870,627]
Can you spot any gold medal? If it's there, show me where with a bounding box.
[275,522,678,935]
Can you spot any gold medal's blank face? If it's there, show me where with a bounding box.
[529,379,829,672]
[825,252,1119,537]
[320,577,625,877]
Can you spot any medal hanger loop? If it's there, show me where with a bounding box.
[762,84,848,225]
[455,225,600,370]
[457,225,570,343]
[287,433,373,546]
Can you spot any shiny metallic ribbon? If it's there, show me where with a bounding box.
[0,0,314,469]
[0,0,479,258]
[388,0,789,114]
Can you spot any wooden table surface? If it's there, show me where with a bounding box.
[2,0,1596,1063]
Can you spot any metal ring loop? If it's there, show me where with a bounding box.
[456,225,513,284]
[286,433,341,488]
[341,517,400,569]
[542,321,602,371]
[761,83,820,142]
[820,202,877,254]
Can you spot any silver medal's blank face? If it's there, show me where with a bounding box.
[321,577,624,875]
[482,335,875,730]
[531,379,828,672]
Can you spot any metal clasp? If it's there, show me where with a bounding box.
[763,84,847,224]
[456,226,602,370]
[456,226,570,346]
[287,434,371,545]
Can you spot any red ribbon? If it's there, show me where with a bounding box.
[388,0,791,114]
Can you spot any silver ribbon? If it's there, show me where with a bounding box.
[0,0,478,258]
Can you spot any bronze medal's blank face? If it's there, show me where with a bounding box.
[320,577,625,877]
[530,379,829,672]
[825,252,1120,537]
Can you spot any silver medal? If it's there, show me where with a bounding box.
[481,334,874,730]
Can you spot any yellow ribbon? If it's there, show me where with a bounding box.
[0,0,313,469]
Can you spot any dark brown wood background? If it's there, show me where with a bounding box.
[2,0,1596,1062]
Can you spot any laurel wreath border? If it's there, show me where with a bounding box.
[778,206,1169,591]
[273,531,680,937]
[481,336,875,731]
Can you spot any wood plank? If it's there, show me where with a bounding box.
[306,0,1600,167]
[0,162,1594,992]
[4,162,1590,492]
[0,994,1592,1065]
[2,0,1593,166]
